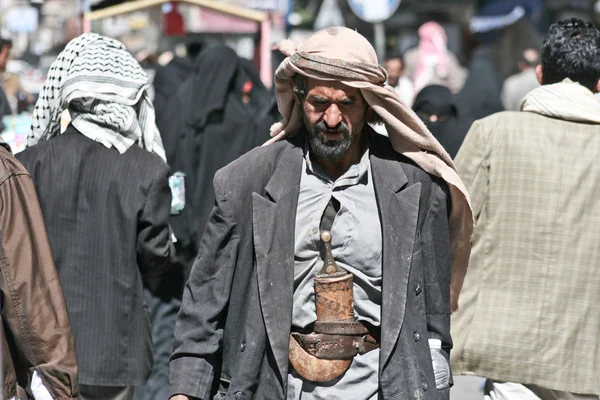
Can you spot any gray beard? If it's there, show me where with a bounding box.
[305,119,355,162]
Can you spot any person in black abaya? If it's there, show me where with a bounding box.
[413,85,469,159]
[136,45,279,400]
[164,44,278,260]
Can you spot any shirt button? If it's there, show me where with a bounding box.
[413,332,420,342]
[234,392,246,400]
[240,340,246,352]
[312,228,318,235]
[415,283,422,295]
[422,381,428,391]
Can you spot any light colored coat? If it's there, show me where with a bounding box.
[451,80,600,396]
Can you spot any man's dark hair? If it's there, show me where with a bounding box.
[541,18,600,91]
[385,52,404,64]
[0,38,12,51]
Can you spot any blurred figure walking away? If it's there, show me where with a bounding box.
[452,19,600,400]
[0,141,79,399]
[455,31,504,128]
[17,33,173,400]
[153,42,204,122]
[413,85,469,158]
[385,53,415,107]
[404,22,467,94]
[501,48,540,111]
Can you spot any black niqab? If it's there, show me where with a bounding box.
[413,85,469,159]
[160,44,279,283]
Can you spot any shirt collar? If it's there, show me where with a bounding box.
[303,139,370,186]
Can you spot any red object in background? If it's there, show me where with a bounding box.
[163,1,185,36]
[242,81,253,104]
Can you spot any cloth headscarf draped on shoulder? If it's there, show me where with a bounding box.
[266,26,473,312]
[29,33,166,161]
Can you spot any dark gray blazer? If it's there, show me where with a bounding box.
[17,126,173,386]
[170,130,452,400]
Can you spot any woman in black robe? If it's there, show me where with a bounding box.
[413,85,470,159]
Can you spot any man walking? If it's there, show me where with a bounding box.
[17,34,173,400]
[385,53,414,107]
[451,18,600,400]
[169,27,473,400]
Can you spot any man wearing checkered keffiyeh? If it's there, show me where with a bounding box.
[16,34,174,400]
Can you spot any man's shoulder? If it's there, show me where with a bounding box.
[369,131,443,190]
[213,138,296,196]
[0,145,30,185]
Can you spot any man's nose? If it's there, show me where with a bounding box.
[323,104,342,128]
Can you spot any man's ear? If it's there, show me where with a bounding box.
[290,79,301,103]
[535,65,543,85]
[593,79,600,94]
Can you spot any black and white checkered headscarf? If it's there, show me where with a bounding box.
[29,33,166,161]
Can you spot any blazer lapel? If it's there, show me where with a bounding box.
[370,135,422,371]
[252,139,303,386]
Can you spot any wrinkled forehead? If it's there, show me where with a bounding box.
[298,27,379,66]
[305,78,364,99]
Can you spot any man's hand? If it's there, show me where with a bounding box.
[170,396,190,400]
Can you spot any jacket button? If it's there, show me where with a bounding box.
[413,332,420,342]
[422,381,428,391]
[234,392,246,400]
[240,340,246,352]
[415,283,422,295]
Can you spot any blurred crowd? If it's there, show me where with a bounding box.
[0,12,598,400]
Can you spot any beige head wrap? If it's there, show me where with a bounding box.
[266,27,473,312]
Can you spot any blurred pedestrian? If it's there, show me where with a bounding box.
[455,31,504,125]
[404,22,467,94]
[169,26,473,400]
[452,18,600,400]
[17,33,173,400]
[0,141,78,400]
[501,48,540,111]
[413,85,469,158]
[152,41,204,120]
[384,53,415,107]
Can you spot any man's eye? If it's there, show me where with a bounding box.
[312,99,328,106]
[341,100,355,106]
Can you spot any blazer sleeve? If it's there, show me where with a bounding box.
[0,173,78,400]
[421,179,452,362]
[137,163,174,279]
[169,171,240,400]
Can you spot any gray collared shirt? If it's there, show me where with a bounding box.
[287,145,382,400]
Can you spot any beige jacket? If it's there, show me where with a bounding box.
[0,145,78,399]
[451,80,600,396]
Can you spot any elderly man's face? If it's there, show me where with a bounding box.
[300,78,368,162]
